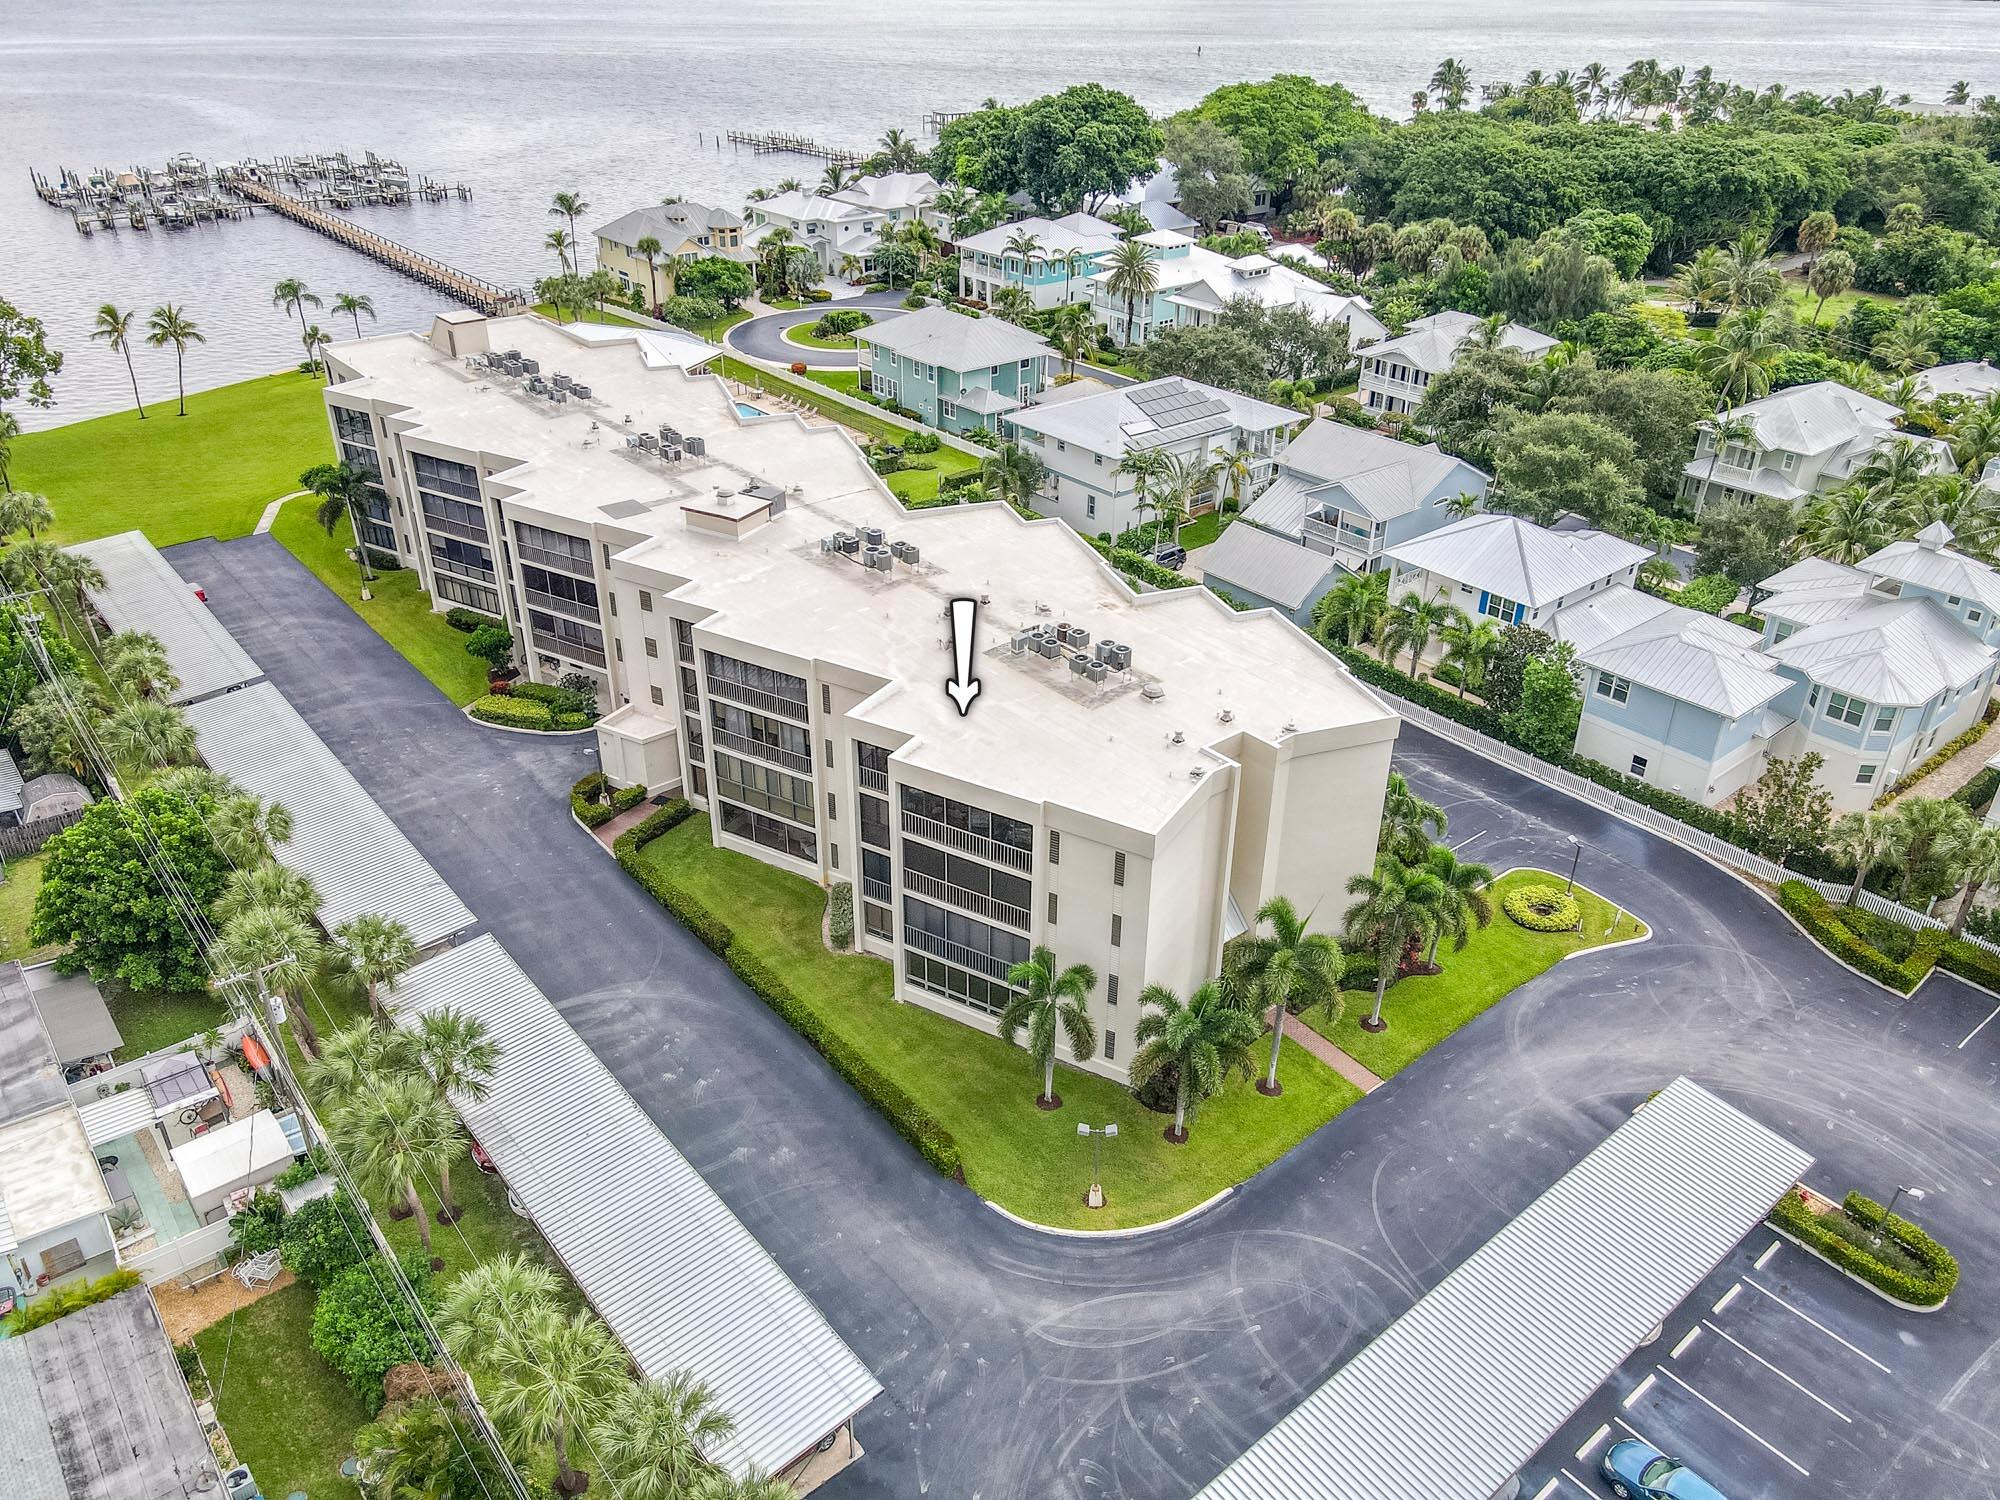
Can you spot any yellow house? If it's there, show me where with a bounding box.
[594,201,751,303]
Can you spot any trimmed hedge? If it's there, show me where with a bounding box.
[444,606,501,634]
[1937,936,2000,992]
[1953,765,2000,816]
[1769,1186,1958,1307]
[1502,884,1581,932]
[469,694,592,731]
[1777,881,1944,993]
[1873,702,1999,807]
[1080,533,1197,591]
[829,880,855,949]
[571,772,647,829]
[610,802,962,1180]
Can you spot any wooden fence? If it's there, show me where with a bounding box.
[0,808,85,859]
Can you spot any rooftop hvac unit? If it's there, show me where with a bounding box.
[503,349,522,361]
[572,384,592,400]
[526,376,547,394]
[1094,638,1113,662]
[862,526,885,548]
[552,372,573,390]
[626,436,645,449]
[864,546,893,572]
[1011,630,1032,654]
[660,424,680,444]
[224,1466,259,1500]
[1038,638,1061,660]
[684,435,706,457]
[890,540,909,560]
[1069,626,1090,649]
[519,357,540,374]
[1055,621,1073,645]
[900,543,919,566]
[1086,661,1107,683]
[1109,643,1132,671]
[638,431,659,450]
[821,536,839,553]
[836,531,859,554]
[1069,654,1089,676]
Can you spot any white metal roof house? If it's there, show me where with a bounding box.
[1358,309,1558,416]
[1852,520,2000,646]
[1916,360,2000,402]
[1384,512,1649,636]
[853,305,1054,435]
[745,172,945,279]
[1083,230,1388,349]
[956,212,1125,310]
[68,530,264,705]
[1006,377,1299,538]
[1198,521,1345,625]
[1680,381,1954,512]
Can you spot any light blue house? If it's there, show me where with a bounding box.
[853,306,1054,436]
[955,213,1124,310]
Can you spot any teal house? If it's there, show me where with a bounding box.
[853,307,1054,437]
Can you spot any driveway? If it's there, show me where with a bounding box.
[171,534,2000,1500]
[728,290,909,367]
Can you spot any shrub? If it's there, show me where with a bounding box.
[443,606,499,634]
[1341,953,1379,991]
[464,624,512,673]
[1079,534,1197,590]
[812,309,872,338]
[273,1145,330,1190]
[4,1269,142,1334]
[511,681,564,704]
[1776,881,1943,993]
[280,1190,370,1287]
[788,361,808,375]
[902,291,929,310]
[903,429,941,454]
[829,880,855,950]
[1873,702,1999,807]
[469,694,555,730]
[1937,936,2000,993]
[1501,884,1581,932]
[1769,1186,1958,1307]
[228,1188,286,1255]
[310,1253,437,1412]
[571,770,614,827]
[804,287,833,302]
[1953,765,2000,816]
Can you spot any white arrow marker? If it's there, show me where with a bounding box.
[946,597,982,717]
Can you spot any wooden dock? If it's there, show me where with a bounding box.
[725,129,864,166]
[923,109,977,134]
[223,175,523,315]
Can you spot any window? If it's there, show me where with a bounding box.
[856,741,890,791]
[1112,851,1125,886]
[521,564,600,620]
[1873,707,1896,733]
[1047,892,1059,924]
[674,618,694,662]
[1086,496,1095,519]
[513,522,593,574]
[649,685,664,706]
[1807,685,1821,709]
[1106,975,1118,1006]
[1103,1030,1115,1062]
[1629,755,1648,779]
[826,791,837,820]
[689,763,709,798]
[433,574,501,615]
[640,590,654,612]
[709,702,813,772]
[1595,673,1632,705]
[1773,620,1796,643]
[1480,592,1521,622]
[718,799,817,861]
[1971,610,1985,626]
[830,843,839,871]
[644,637,659,658]
[899,786,1034,858]
[1110,914,1121,947]
[865,901,893,940]
[411,451,480,500]
[1826,692,1866,727]
[822,683,832,714]
[1858,764,1878,785]
[861,794,890,849]
[706,651,810,720]
[1049,831,1061,865]
[679,665,700,713]
[902,897,1031,980]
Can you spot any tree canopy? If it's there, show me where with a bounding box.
[932,86,1161,212]
[1172,75,1379,210]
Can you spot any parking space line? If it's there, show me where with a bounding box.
[1615,1416,1664,1451]
[1532,1479,1562,1500]
[1959,1000,2000,1049]
[1701,1320,1852,1422]
[1755,1240,1781,1270]
[1558,1468,1600,1496]
[1713,1283,1742,1313]
[1654,1365,1810,1476]
[1670,1326,1703,1358]
[1742,1276,1892,1373]
[1575,1422,1611,1461]
[1622,1373,1658,1408]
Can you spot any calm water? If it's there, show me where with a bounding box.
[5,0,1999,428]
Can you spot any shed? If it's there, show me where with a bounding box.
[168,1110,296,1221]
[19,774,92,825]
[1198,524,1342,626]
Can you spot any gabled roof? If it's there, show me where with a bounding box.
[833,171,939,212]
[1363,310,1557,375]
[1858,520,2000,613]
[1200,524,1340,611]
[1757,555,1869,597]
[1722,380,1902,456]
[1385,513,1648,609]
[1765,595,1995,705]
[853,305,1052,370]
[1273,421,1485,524]
[1564,590,1788,717]
[1914,360,2000,402]
[956,213,1124,258]
[751,190,874,225]
[1756,556,1874,629]
[1007,377,1295,455]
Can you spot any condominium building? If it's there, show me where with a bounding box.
[322,312,1399,1079]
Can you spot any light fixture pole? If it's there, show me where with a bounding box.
[1078,1121,1118,1210]
[1872,1185,1925,1250]
[1564,833,1583,895]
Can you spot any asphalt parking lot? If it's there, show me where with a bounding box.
[1527,1225,1972,1499]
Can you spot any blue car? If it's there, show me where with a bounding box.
[1601,1438,1729,1499]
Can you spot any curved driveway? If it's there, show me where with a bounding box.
[729,290,909,367]
[172,534,2000,1500]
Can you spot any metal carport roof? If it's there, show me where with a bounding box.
[184,682,474,947]
[69,531,264,705]
[394,936,881,1479]
[1194,1077,1813,1500]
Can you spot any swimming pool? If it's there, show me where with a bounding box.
[734,401,767,419]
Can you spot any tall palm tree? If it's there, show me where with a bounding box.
[820,163,858,196]
[332,1072,461,1264]
[334,913,420,1023]
[980,443,1045,511]
[300,323,330,380]
[102,698,196,766]
[933,184,977,239]
[1665,246,1726,316]
[1420,845,1495,965]
[1380,588,1455,674]
[1948,827,2000,935]
[208,793,293,868]
[1313,569,1388,647]
[1230,896,1343,1095]
[1695,413,1760,502]
[44,549,106,630]
[485,1303,627,1497]
[1103,239,1159,347]
[1217,445,1256,511]
[1950,398,2000,478]
[272,277,321,344]
[1700,309,1789,409]
[692,1471,799,1500]
[634,234,665,312]
[1429,58,1471,109]
[1342,855,1448,1032]
[998,945,1098,1108]
[1856,436,1940,502]
[217,904,326,1057]
[1115,447,1167,539]
[303,1020,418,1109]
[412,1006,497,1220]
[0,487,53,540]
[1437,613,1502,698]
[1807,249,1857,324]
[1130,981,1261,1141]
[436,1251,562,1367]
[215,860,318,927]
[301,459,382,588]
[331,291,376,338]
[1887,796,1975,904]
[546,227,576,275]
[91,304,146,418]
[1718,238,1784,310]
[549,189,591,260]
[102,629,177,699]
[591,1372,736,1500]
[1048,303,1095,380]
[145,304,203,416]
[1797,484,1893,563]
[0,411,19,489]
[1057,247,1090,306]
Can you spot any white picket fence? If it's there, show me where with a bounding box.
[1384,692,2000,960]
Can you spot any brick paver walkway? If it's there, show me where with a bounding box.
[591,800,656,849]
[1267,1005,1384,1093]
[1892,721,1998,805]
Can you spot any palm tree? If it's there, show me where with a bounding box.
[1217,446,1256,511]
[301,459,382,589]
[1056,247,1091,306]
[1951,398,2000,478]
[103,698,196,766]
[1380,588,1455,674]
[1947,80,1972,106]
[272,277,321,343]
[1048,303,1095,380]
[0,487,53,540]
[1230,896,1343,1095]
[1797,484,1893,563]
[334,913,420,1023]
[0,411,19,489]
[1695,413,1760,503]
[1313,569,1389,647]
[44,549,106,630]
[878,128,924,172]
[633,234,665,313]
[1342,855,1448,1032]
[217,904,326,1057]
[1420,845,1495,965]
[991,285,1036,325]
[1948,827,2000,935]
[1103,239,1159,347]
[300,323,329,380]
[358,1394,512,1500]
[485,1303,627,1496]
[691,1471,800,1500]
[411,1007,496,1219]
[1873,320,1939,376]
[145,304,203,416]
[1807,250,1857,324]
[208,793,293,868]
[1430,58,1471,109]
[214,860,317,927]
[998,945,1097,1108]
[1718,238,1784,310]
[1699,309,1789,408]
[1887,796,1975,904]
[332,1072,461,1265]
[549,189,591,260]
[1665,246,1726,316]
[980,443,1045,510]
[1442,490,1481,520]
[1003,228,1044,285]
[331,291,376,339]
[591,1373,736,1500]
[1379,768,1448,864]
[1115,447,1167,540]
[102,629,177,699]
[304,1020,418,1109]
[546,227,576,275]
[91,304,146,418]
[1437,613,1502,698]
[1130,981,1261,1141]
[820,163,858,196]
[1856,437,1939,502]
[436,1251,562,1367]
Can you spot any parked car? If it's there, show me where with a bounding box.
[1601,1438,1728,1499]
[1150,543,1187,572]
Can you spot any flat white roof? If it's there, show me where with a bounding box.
[184,682,474,947]
[69,531,264,705]
[169,1110,293,1201]
[394,937,881,1478]
[1195,1077,1812,1500]
[0,1107,111,1246]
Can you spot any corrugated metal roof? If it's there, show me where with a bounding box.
[1386,514,1649,608]
[1277,421,1481,522]
[1200,524,1339,611]
[857,306,1053,371]
[1560,588,1786,718]
[184,683,474,947]
[1239,470,1323,537]
[1859,523,2000,613]
[0,750,22,815]
[1362,310,1556,374]
[0,962,67,1127]
[395,937,881,1478]
[69,532,264,706]
[1765,595,1996,705]
[1195,1078,1812,1500]
[1726,380,1901,456]
[1757,556,1868,596]
[77,1089,154,1148]
[1008,378,1294,457]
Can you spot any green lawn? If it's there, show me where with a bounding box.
[637,814,1362,1230]
[717,356,981,492]
[14,371,332,547]
[1781,281,1897,327]
[1311,869,1645,1079]
[270,496,489,705]
[696,307,754,344]
[783,321,866,351]
[104,988,232,1062]
[194,1282,370,1500]
[531,301,652,330]
[1179,512,1226,551]
[806,369,862,394]
[0,852,60,965]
